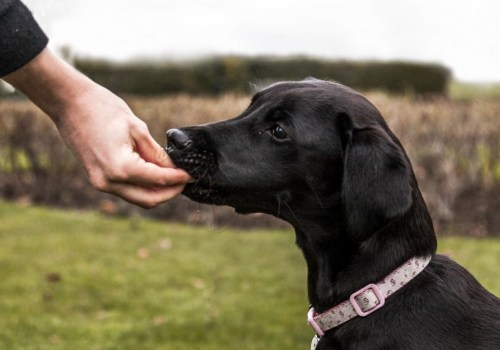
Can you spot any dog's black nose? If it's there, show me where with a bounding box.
[167,128,193,150]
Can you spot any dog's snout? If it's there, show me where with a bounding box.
[167,128,193,150]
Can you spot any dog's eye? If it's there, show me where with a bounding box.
[270,124,288,140]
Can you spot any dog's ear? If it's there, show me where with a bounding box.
[338,113,413,242]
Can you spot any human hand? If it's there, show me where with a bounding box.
[57,84,192,208]
[4,49,191,208]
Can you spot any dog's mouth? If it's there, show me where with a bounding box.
[182,182,227,205]
[165,146,225,205]
[165,147,216,179]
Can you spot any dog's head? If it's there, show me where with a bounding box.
[166,79,417,240]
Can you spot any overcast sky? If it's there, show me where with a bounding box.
[24,0,500,82]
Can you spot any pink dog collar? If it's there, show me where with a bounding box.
[308,255,432,337]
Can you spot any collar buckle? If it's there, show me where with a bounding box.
[349,283,386,317]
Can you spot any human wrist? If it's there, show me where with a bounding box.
[3,48,95,124]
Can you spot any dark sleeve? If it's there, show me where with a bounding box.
[0,0,48,77]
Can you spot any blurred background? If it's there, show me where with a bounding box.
[1,0,498,234]
[0,1,499,349]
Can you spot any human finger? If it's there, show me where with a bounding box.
[116,157,191,188]
[105,182,186,208]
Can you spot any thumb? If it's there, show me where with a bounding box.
[132,124,176,167]
[138,135,176,167]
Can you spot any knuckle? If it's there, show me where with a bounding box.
[104,162,129,182]
[134,120,149,135]
[88,163,128,190]
[89,173,109,192]
[139,120,149,131]
[108,168,127,182]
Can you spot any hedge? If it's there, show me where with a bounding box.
[74,56,450,96]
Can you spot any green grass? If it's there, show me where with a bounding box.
[0,202,499,349]
[449,80,500,99]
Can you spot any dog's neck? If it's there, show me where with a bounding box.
[287,194,437,313]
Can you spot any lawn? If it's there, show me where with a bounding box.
[0,202,498,350]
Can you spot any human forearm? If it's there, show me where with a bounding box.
[3,48,92,124]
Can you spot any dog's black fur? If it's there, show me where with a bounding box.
[166,79,500,349]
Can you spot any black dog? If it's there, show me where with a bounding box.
[166,79,500,349]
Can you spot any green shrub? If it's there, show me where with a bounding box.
[74,56,450,96]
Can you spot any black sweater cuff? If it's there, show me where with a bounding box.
[0,0,49,77]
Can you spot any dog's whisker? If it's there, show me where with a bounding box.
[308,184,327,214]
[217,166,231,179]
[282,201,306,232]
[206,173,214,191]
[190,164,211,185]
